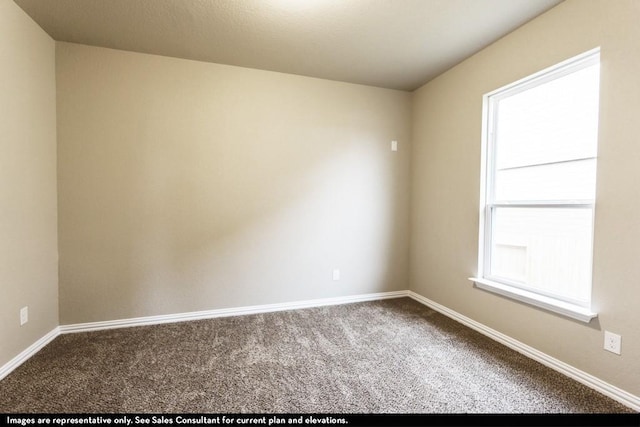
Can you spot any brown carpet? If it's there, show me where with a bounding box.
[0,298,633,413]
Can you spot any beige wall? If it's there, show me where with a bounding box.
[410,0,640,396]
[0,0,58,368]
[56,42,411,324]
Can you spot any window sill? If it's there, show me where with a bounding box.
[468,277,598,323]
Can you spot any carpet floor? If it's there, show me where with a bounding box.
[0,298,633,413]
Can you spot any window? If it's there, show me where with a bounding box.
[471,49,600,322]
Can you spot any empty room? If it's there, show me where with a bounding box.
[1,0,639,420]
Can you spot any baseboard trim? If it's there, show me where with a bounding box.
[59,290,409,334]
[8,290,636,411]
[0,327,60,382]
[2,291,407,380]
[408,290,640,411]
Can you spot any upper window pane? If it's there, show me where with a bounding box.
[493,63,600,201]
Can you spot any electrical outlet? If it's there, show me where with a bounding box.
[604,331,621,355]
[20,306,28,326]
[391,140,398,151]
[332,269,340,281]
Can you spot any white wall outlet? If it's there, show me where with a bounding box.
[604,331,621,355]
[391,140,398,151]
[332,269,340,281]
[20,306,28,326]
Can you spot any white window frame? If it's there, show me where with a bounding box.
[470,49,600,323]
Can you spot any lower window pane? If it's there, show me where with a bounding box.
[490,207,593,304]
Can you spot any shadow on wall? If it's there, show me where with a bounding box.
[57,47,410,324]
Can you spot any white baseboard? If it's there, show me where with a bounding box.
[0,327,60,381]
[408,290,640,411]
[59,290,409,334]
[4,289,636,412]
[1,291,407,380]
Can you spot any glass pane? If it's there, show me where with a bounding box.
[494,63,600,170]
[490,207,593,303]
[494,158,596,201]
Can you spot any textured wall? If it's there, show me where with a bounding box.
[56,42,411,324]
[0,0,58,368]
[410,0,640,397]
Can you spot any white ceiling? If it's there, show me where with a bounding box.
[14,0,562,91]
